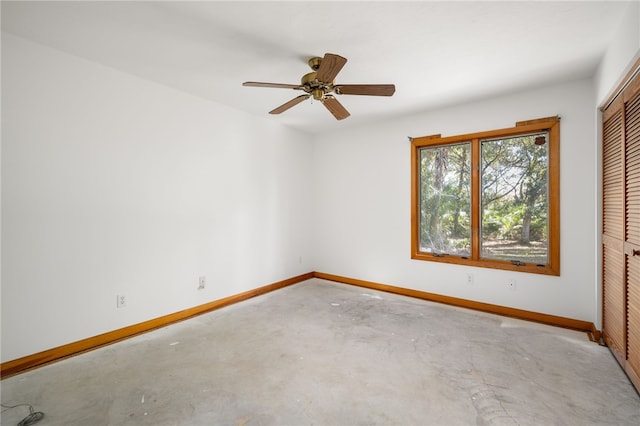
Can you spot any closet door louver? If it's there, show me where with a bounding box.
[625,89,640,384]
[603,107,626,363]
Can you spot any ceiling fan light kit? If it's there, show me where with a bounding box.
[243,53,395,120]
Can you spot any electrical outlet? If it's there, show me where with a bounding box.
[117,294,126,308]
[467,273,474,285]
[198,276,206,290]
[507,279,517,291]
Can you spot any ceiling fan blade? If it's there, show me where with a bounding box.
[315,53,347,83]
[243,81,304,90]
[269,94,311,115]
[322,95,350,120]
[335,84,396,96]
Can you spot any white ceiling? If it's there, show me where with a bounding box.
[1,1,632,134]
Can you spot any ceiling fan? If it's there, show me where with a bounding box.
[243,53,395,120]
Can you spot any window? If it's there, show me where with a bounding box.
[411,117,560,275]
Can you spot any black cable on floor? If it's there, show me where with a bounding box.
[1,403,45,426]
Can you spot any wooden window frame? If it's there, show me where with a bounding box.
[411,116,560,276]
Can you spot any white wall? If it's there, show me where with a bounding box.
[1,34,313,362]
[312,78,597,323]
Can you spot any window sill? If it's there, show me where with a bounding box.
[411,252,560,276]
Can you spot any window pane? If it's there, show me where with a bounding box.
[480,132,549,264]
[419,143,471,256]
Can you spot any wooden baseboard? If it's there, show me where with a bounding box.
[589,323,603,344]
[313,272,597,334]
[1,272,313,379]
[2,270,602,379]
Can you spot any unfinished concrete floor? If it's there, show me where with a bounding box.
[2,278,639,425]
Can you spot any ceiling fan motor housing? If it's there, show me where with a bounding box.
[301,71,333,100]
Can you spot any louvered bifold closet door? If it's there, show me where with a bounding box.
[625,86,640,386]
[603,105,626,364]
